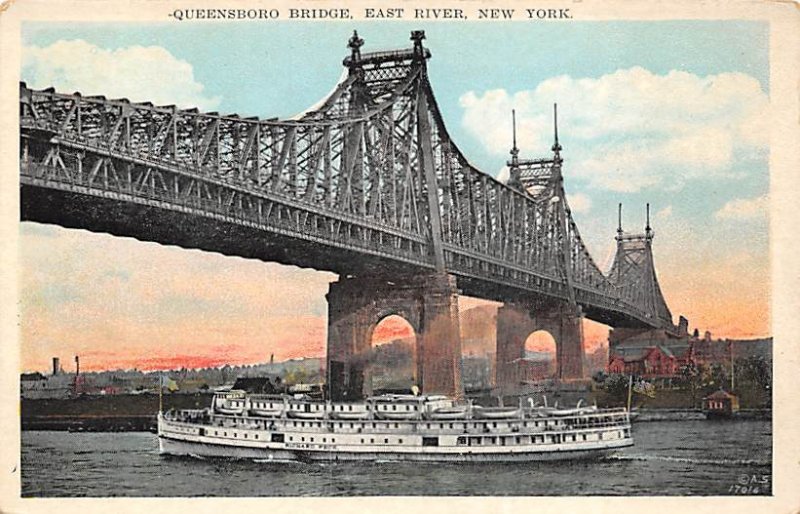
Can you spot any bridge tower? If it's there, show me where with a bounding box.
[327,273,462,400]
[326,31,463,401]
[607,203,678,348]
[496,106,586,394]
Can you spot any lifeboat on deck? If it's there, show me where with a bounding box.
[375,409,419,420]
[249,406,284,417]
[213,393,246,415]
[215,403,244,416]
[549,406,599,416]
[472,406,522,419]
[428,405,470,420]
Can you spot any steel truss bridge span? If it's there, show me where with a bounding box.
[19,31,676,334]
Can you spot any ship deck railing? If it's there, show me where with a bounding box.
[163,412,630,433]
[165,408,631,424]
[161,416,631,437]
[167,406,630,423]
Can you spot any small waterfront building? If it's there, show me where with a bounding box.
[607,356,626,375]
[607,345,677,378]
[702,389,740,418]
[20,372,47,392]
[20,372,73,399]
[232,376,283,394]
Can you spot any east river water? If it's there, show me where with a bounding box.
[21,420,771,496]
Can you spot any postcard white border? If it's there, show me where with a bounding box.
[0,0,798,512]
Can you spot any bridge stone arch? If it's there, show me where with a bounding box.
[495,302,585,394]
[363,310,421,398]
[524,330,558,379]
[367,309,422,343]
[365,314,419,395]
[327,273,462,400]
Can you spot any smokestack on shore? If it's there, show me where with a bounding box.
[74,355,80,395]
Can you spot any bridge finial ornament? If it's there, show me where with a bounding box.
[645,203,653,240]
[348,30,364,64]
[617,203,624,239]
[551,103,562,160]
[510,109,519,166]
[507,110,523,190]
[410,30,426,59]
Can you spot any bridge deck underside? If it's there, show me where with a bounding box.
[20,183,418,277]
[21,181,652,330]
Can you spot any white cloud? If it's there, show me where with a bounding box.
[496,165,510,183]
[459,67,768,192]
[714,195,768,220]
[23,40,221,110]
[566,192,592,213]
[656,205,673,219]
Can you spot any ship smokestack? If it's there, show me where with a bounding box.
[52,357,60,376]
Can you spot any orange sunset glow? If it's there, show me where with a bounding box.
[18,24,772,376]
[20,219,770,374]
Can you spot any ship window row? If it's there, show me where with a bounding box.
[288,404,324,411]
[376,404,415,411]
[282,436,410,445]
[222,419,561,431]
[244,404,422,412]
[287,436,336,443]
[358,438,405,444]
[226,403,619,422]
[217,418,622,433]
[211,430,260,440]
[331,405,360,411]
[454,432,598,446]
[253,402,280,409]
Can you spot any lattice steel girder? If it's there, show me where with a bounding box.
[19,80,431,236]
[18,34,678,332]
[21,138,431,267]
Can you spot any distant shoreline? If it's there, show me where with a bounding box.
[20,393,771,432]
[21,393,212,432]
[23,415,157,432]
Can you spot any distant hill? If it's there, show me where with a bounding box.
[524,350,554,361]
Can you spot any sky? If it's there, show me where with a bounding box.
[19,21,771,372]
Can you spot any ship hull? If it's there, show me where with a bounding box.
[159,433,629,463]
[159,436,297,462]
[158,393,634,464]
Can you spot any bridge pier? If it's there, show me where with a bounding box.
[495,301,585,394]
[326,273,463,400]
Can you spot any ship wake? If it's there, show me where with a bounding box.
[605,454,770,467]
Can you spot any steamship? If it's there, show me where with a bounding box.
[158,391,633,462]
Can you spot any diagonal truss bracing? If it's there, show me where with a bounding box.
[18,32,676,331]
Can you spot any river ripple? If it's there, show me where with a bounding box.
[21,419,771,496]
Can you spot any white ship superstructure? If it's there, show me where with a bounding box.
[158,391,633,462]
